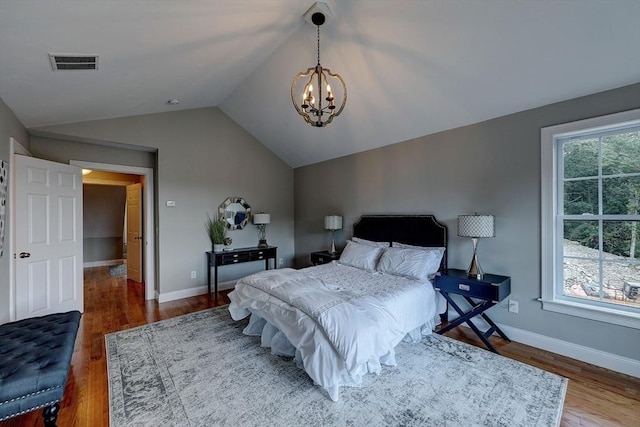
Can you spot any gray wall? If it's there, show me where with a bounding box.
[31,107,294,295]
[83,184,126,262]
[294,83,640,361]
[0,98,29,324]
[31,135,156,169]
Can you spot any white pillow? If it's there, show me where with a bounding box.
[352,237,390,248]
[338,241,383,271]
[377,246,445,280]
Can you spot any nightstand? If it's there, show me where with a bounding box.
[310,250,341,266]
[434,268,511,354]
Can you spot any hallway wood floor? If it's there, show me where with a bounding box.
[1,266,638,426]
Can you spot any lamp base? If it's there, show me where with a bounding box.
[466,237,484,280]
[329,230,338,254]
[257,223,268,248]
[466,255,484,280]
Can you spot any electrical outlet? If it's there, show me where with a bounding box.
[279,258,284,266]
[190,270,197,279]
[508,300,519,314]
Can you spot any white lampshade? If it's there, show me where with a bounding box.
[458,215,494,238]
[253,213,271,225]
[324,215,343,231]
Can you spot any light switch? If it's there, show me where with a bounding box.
[166,200,176,207]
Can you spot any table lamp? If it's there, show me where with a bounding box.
[324,215,343,254]
[458,214,494,279]
[253,213,271,248]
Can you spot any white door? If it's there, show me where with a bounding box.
[15,155,83,319]
[126,183,142,282]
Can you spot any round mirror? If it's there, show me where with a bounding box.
[218,197,251,230]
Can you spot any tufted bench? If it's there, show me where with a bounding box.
[0,310,81,426]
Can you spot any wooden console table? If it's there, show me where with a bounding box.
[206,246,277,301]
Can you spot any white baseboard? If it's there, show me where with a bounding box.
[495,322,640,379]
[157,280,237,303]
[84,259,126,268]
[457,320,639,378]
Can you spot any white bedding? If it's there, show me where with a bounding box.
[228,262,446,401]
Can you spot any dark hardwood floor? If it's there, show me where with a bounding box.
[2,266,638,426]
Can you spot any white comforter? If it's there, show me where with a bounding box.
[228,262,446,401]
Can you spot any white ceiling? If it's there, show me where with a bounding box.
[1,0,639,167]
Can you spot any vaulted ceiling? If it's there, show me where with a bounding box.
[1,0,639,167]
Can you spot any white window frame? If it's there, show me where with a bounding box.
[541,109,640,329]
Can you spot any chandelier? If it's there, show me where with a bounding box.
[291,5,346,127]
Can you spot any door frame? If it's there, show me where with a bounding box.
[70,160,156,300]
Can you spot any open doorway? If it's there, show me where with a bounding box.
[82,172,141,278]
[70,161,155,300]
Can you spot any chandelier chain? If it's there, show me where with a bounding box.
[316,25,321,65]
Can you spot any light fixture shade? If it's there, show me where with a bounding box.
[324,215,343,230]
[253,213,271,225]
[458,215,494,238]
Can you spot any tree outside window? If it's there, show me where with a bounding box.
[560,127,639,309]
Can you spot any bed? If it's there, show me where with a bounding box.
[228,215,448,401]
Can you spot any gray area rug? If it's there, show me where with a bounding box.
[106,307,567,427]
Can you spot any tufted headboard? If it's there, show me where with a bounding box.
[352,215,448,271]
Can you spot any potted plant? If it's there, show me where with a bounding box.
[206,214,227,252]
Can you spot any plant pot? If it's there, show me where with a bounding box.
[213,244,225,252]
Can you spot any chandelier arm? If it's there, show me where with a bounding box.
[323,68,347,118]
[291,67,319,115]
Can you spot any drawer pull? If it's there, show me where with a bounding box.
[458,284,471,291]
[258,251,264,255]
[233,254,239,258]
[233,260,239,263]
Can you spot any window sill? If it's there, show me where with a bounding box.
[540,298,640,329]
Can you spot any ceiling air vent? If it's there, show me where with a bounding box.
[49,54,99,71]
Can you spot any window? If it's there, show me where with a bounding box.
[541,109,640,328]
